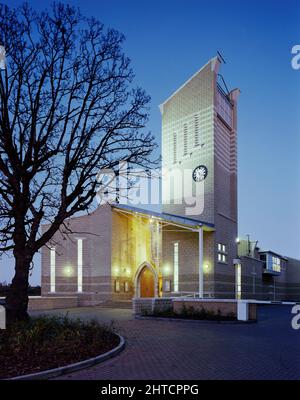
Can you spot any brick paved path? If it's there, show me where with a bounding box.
[48,305,300,380]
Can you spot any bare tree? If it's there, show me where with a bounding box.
[0,3,157,321]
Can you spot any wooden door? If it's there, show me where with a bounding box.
[140,267,155,297]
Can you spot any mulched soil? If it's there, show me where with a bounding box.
[0,333,120,379]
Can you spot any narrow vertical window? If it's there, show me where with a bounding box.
[183,124,188,156]
[173,132,177,163]
[194,114,199,147]
[124,281,129,292]
[164,280,171,292]
[173,242,179,292]
[50,247,56,293]
[77,239,83,293]
[236,264,241,300]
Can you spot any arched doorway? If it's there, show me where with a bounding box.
[140,267,155,297]
[135,262,158,298]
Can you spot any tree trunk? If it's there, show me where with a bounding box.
[5,255,31,323]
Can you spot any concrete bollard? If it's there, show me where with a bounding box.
[237,300,249,321]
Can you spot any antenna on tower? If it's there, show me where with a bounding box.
[217,50,226,64]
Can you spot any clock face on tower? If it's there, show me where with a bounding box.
[192,165,208,182]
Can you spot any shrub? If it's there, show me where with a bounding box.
[0,315,119,378]
[141,304,236,321]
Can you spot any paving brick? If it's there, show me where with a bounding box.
[36,305,300,380]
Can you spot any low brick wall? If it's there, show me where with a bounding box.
[28,296,78,311]
[248,304,256,320]
[174,299,235,316]
[133,298,172,316]
[173,299,257,320]
[133,297,257,321]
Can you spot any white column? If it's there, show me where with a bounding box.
[50,247,56,293]
[77,239,83,293]
[198,227,203,298]
[173,242,179,292]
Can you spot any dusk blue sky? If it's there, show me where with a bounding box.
[1,0,300,285]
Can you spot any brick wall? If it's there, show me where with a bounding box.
[28,296,78,311]
[133,297,257,320]
[41,204,112,306]
[133,298,173,316]
[160,57,239,299]
[161,228,215,297]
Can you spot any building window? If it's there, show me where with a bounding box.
[217,89,233,127]
[183,124,188,156]
[77,239,83,293]
[173,132,177,163]
[263,253,282,273]
[124,281,129,292]
[271,256,281,272]
[50,247,56,293]
[150,221,161,265]
[235,263,241,300]
[115,280,120,292]
[173,242,179,292]
[164,280,171,292]
[217,243,227,264]
[164,279,171,292]
[194,114,199,147]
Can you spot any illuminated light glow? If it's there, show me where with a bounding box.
[163,264,171,275]
[113,266,120,276]
[50,247,56,293]
[236,237,240,243]
[77,239,83,293]
[173,242,179,292]
[64,265,73,277]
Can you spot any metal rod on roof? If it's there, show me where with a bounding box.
[217,50,226,64]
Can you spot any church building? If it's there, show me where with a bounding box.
[41,56,300,306]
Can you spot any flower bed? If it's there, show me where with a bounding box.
[0,315,119,379]
[142,305,236,321]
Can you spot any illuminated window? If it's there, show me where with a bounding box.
[124,281,129,292]
[150,221,161,264]
[235,264,241,299]
[173,132,177,163]
[77,239,83,293]
[183,124,188,156]
[115,280,120,292]
[272,256,281,272]
[194,114,199,147]
[50,247,56,293]
[217,243,227,264]
[264,253,282,273]
[173,242,179,292]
